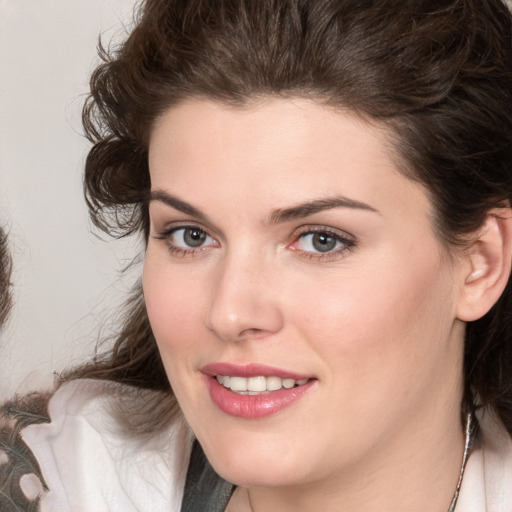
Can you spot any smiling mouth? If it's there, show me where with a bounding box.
[215,375,310,395]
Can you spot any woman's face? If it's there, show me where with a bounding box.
[144,98,467,489]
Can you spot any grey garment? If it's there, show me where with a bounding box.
[181,440,235,512]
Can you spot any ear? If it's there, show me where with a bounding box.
[457,207,512,322]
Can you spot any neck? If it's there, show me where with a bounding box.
[229,405,466,512]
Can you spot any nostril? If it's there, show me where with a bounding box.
[236,328,267,340]
[204,300,284,342]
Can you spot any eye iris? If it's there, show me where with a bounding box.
[183,228,206,247]
[312,233,337,252]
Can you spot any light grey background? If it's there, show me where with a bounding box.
[0,0,139,398]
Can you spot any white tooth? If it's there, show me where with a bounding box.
[221,376,231,387]
[266,376,283,391]
[216,375,223,384]
[296,378,308,385]
[229,376,248,392]
[247,376,267,392]
[282,378,295,389]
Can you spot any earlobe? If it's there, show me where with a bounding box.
[457,207,512,322]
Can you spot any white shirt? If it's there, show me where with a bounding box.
[22,379,194,512]
[457,406,512,511]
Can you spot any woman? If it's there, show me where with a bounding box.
[3,0,512,510]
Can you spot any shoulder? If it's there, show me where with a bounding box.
[2,379,194,512]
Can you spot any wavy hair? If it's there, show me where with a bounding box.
[72,0,512,432]
[0,227,12,327]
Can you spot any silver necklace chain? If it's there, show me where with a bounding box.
[447,412,477,512]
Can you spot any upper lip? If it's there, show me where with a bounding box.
[202,362,312,380]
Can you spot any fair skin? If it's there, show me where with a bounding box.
[143,98,503,512]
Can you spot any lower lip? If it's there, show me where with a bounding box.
[205,376,316,419]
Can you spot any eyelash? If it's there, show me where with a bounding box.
[289,226,356,261]
[154,224,218,257]
[153,224,356,261]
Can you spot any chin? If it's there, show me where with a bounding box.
[200,435,314,489]
[212,459,304,489]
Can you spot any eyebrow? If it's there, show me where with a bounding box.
[148,190,379,224]
[269,196,379,224]
[148,190,207,220]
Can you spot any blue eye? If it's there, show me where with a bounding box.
[170,227,214,248]
[299,232,343,253]
[290,228,356,260]
[297,232,344,253]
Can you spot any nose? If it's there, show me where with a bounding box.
[204,251,284,342]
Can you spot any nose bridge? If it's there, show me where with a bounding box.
[205,244,283,342]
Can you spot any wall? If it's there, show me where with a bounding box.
[0,0,139,398]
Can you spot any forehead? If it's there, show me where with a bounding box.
[150,97,383,150]
[148,97,431,224]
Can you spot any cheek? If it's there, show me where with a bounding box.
[143,254,207,358]
[143,260,212,409]
[295,251,457,389]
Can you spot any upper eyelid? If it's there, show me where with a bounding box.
[152,216,230,247]
[153,220,214,237]
[291,225,356,249]
[292,224,355,240]
[170,225,213,237]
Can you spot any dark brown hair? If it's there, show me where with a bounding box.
[0,227,12,327]
[76,0,512,432]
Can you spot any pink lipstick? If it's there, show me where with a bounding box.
[202,363,316,419]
